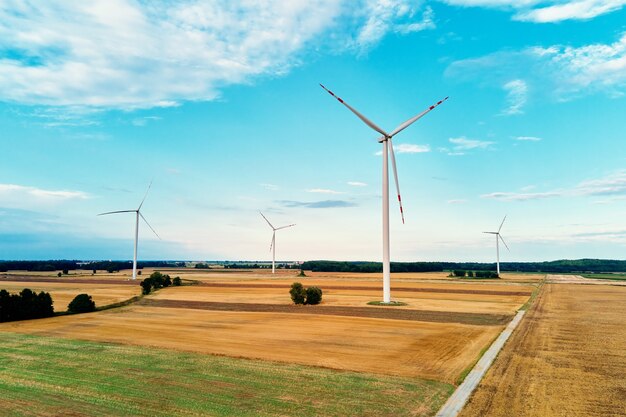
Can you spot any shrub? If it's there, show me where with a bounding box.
[467,271,474,278]
[62,269,69,275]
[305,287,323,305]
[289,282,306,305]
[57,272,62,277]
[140,278,153,295]
[453,270,466,277]
[93,269,97,274]
[297,269,307,277]
[137,271,142,276]
[172,277,182,286]
[68,294,96,313]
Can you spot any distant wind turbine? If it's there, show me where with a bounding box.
[483,215,509,276]
[320,84,448,303]
[260,212,295,274]
[98,181,161,280]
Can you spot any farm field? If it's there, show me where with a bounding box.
[0,332,453,417]
[0,269,540,415]
[459,282,626,417]
[0,279,140,311]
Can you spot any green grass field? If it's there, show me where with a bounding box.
[0,332,453,417]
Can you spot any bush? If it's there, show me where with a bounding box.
[453,270,466,277]
[67,294,96,313]
[62,269,69,275]
[474,271,499,278]
[305,287,323,305]
[57,272,62,277]
[172,277,182,286]
[467,271,474,278]
[140,279,153,295]
[289,282,306,305]
[93,269,97,274]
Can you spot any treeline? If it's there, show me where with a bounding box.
[0,260,184,272]
[301,259,626,274]
[0,289,54,322]
[223,263,299,270]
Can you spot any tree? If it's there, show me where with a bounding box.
[140,279,153,295]
[68,294,96,313]
[453,270,466,277]
[62,269,69,275]
[57,272,62,277]
[305,287,323,305]
[172,277,182,286]
[289,282,306,305]
[93,269,97,274]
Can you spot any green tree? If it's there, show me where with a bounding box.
[305,287,323,305]
[68,294,96,313]
[289,282,306,305]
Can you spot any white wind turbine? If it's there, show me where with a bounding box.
[483,215,509,277]
[260,212,295,274]
[98,182,161,280]
[321,84,447,303]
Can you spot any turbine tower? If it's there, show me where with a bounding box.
[98,182,161,280]
[260,212,295,274]
[483,215,509,276]
[320,84,447,303]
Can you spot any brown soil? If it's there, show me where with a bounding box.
[459,283,626,417]
[140,298,512,326]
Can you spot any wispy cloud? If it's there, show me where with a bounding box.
[449,137,494,150]
[376,143,431,155]
[481,170,626,201]
[278,199,357,209]
[260,183,278,191]
[515,136,542,141]
[501,79,527,115]
[0,1,437,110]
[447,199,467,204]
[0,184,89,210]
[446,32,626,102]
[306,188,344,195]
[347,181,367,187]
[439,0,626,23]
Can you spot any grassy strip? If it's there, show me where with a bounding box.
[519,277,546,312]
[0,332,453,417]
[581,273,626,281]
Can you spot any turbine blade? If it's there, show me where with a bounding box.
[389,97,449,138]
[388,140,404,224]
[139,212,161,240]
[483,232,497,234]
[275,223,296,230]
[138,179,154,210]
[98,210,136,216]
[269,232,275,252]
[499,234,510,251]
[320,84,389,137]
[259,211,275,229]
[498,215,507,233]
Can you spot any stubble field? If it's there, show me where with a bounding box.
[0,268,541,416]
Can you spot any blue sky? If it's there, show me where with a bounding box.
[1,0,625,262]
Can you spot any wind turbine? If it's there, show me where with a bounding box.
[260,212,295,274]
[483,215,509,276]
[320,84,448,303]
[98,182,161,280]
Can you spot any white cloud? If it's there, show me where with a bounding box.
[449,136,494,150]
[347,181,368,187]
[501,79,527,115]
[515,136,542,141]
[481,170,626,202]
[446,32,626,100]
[0,1,438,110]
[260,183,278,191]
[0,184,89,209]
[447,199,467,204]
[355,1,436,49]
[376,143,431,155]
[515,0,626,22]
[306,188,344,194]
[439,0,626,22]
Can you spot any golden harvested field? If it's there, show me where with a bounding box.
[0,269,538,386]
[460,283,626,417]
[1,304,502,383]
[0,280,139,311]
